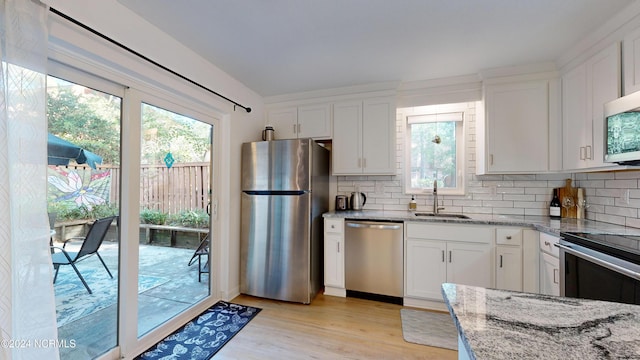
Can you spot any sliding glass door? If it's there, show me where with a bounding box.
[137,101,212,336]
[47,71,123,359]
[47,65,220,359]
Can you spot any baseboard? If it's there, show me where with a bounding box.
[346,290,403,305]
[403,297,448,311]
[324,286,346,297]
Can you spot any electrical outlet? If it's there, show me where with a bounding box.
[621,189,630,205]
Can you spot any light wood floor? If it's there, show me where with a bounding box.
[215,293,458,359]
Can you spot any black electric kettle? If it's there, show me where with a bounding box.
[350,192,366,210]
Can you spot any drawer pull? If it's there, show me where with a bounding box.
[544,241,550,246]
[506,236,512,240]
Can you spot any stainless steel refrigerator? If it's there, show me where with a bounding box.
[240,139,329,304]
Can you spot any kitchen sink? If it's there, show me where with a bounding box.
[414,213,470,219]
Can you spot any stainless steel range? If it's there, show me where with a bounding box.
[558,232,640,305]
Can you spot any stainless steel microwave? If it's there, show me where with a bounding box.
[604,90,640,165]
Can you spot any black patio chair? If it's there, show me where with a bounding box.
[188,235,209,282]
[51,215,117,294]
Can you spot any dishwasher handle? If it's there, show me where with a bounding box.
[346,222,402,230]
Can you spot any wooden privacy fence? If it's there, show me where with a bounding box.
[58,162,210,214]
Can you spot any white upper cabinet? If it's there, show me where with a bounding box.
[266,107,298,139]
[479,74,558,174]
[623,26,640,95]
[562,42,621,170]
[332,97,396,175]
[266,103,332,140]
[297,103,332,139]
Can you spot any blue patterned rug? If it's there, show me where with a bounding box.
[136,301,261,360]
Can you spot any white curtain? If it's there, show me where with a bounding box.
[0,1,59,360]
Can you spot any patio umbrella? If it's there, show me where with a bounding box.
[47,133,102,169]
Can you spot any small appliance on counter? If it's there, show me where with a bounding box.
[335,195,348,211]
[350,192,366,210]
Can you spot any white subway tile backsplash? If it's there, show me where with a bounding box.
[606,205,638,217]
[595,188,623,198]
[595,213,626,226]
[605,179,638,189]
[504,194,536,201]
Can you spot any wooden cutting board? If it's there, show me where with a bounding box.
[557,179,577,218]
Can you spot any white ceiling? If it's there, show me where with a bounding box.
[117,0,633,97]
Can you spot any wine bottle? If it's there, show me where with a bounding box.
[550,188,561,219]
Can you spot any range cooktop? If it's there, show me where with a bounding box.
[560,232,640,265]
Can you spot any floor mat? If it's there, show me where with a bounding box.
[136,301,261,359]
[400,308,458,351]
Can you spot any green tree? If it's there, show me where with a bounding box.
[141,104,211,165]
[47,78,121,165]
[47,76,212,167]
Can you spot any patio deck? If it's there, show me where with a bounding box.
[54,241,209,359]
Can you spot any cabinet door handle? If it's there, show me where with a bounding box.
[441,250,445,262]
[499,255,503,268]
[580,146,586,160]
[544,241,550,246]
[553,268,559,284]
[293,124,297,134]
[449,251,452,263]
[489,154,494,166]
[586,145,592,160]
[297,123,301,134]
[337,242,340,253]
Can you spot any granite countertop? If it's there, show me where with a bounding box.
[441,283,640,359]
[323,210,640,236]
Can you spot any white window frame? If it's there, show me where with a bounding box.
[403,103,467,196]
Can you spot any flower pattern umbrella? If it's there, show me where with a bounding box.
[47,133,102,169]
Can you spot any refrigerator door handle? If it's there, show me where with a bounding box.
[243,190,308,196]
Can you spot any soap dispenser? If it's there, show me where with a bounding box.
[409,195,417,211]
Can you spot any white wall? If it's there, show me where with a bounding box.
[46,0,265,299]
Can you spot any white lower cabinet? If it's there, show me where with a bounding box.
[539,232,560,296]
[495,227,523,291]
[540,252,560,296]
[324,218,345,296]
[496,246,522,291]
[405,239,447,300]
[405,223,492,302]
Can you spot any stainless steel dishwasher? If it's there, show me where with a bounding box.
[345,220,403,303]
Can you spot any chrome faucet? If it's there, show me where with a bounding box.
[433,180,445,214]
